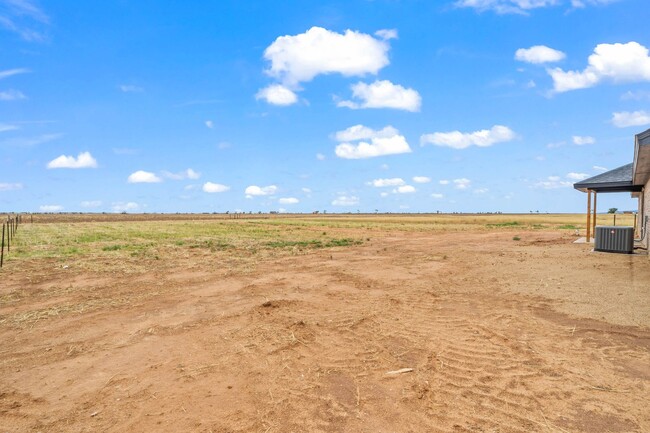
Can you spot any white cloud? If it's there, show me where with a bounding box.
[128,170,162,183]
[332,195,359,206]
[566,172,589,180]
[394,185,416,194]
[40,204,63,212]
[546,140,566,149]
[515,45,566,64]
[0,68,30,80]
[421,125,515,149]
[380,192,389,197]
[279,197,299,204]
[473,188,489,194]
[611,110,650,128]
[369,177,405,187]
[439,180,450,185]
[334,125,411,159]
[46,151,98,169]
[0,182,23,191]
[431,193,444,199]
[548,42,650,93]
[593,165,608,172]
[112,202,139,212]
[202,182,230,193]
[534,176,572,189]
[621,90,650,101]
[205,120,214,129]
[0,1,49,41]
[338,80,421,112]
[301,187,311,194]
[412,176,431,184]
[454,178,471,190]
[2,133,62,147]
[245,185,277,197]
[119,85,143,93]
[255,84,298,106]
[162,168,201,180]
[572,135,595,145]
[80,200,102,208]
[455,0,558,14]
[0,89,26,100]
[375,29,398,40]
[316,153,326,160]
[0,123,18,132]
[263,26,390,87]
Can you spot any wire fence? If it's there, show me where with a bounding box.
[1,214,28,268]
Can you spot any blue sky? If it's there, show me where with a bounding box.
[1,0,650,214]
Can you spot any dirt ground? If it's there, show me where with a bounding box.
[1,225,649,432]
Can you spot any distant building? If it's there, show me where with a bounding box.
[574,128,650,252]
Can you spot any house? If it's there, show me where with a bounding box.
[573,128,650,252]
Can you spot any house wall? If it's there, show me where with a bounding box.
[645,181,650,250]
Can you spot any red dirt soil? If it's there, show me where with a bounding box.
[1,229,649,432]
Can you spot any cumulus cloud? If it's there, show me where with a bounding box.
[611,110,650,128]
[566,172,590,180]
[421,125,515,149]
[80,200,102,208]
[40,204,62,212]
[439,180,450,185]
[334,125,411,159]
[0,89,26,100]
[515,45,566,64]
[0,182,23,191]
[245,185,277,197]
[255,84,298,106]
[279,197,299,204]
[128,170,162,183]
[205,120,214,129]
[162,168,201,180]
[332,195,359,206]
[337,80,421,112]
[203,182,230,193]
[112,202,139,212]
[572,135,595,145]
[413,176,431,184]
[369,178,405,187]
[453,178,471,190]
[548,42,650,93]
[46,151,98,169]
[263,26,390,87]
[394,185,416,194]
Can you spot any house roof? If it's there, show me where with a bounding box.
[574,127,650,193]
[573,163,642,193]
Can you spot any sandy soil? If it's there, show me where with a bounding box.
[1,228,649,432]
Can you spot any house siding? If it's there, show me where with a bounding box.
[645,180,650,250]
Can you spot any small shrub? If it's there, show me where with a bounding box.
[513,236,521,241]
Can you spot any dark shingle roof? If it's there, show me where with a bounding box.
[573,163,642,192]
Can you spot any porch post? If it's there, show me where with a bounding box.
[586,190,592,242]
[592,190,597,238]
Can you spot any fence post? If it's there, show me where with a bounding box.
[1,222,4,268]
[6,219,9,253]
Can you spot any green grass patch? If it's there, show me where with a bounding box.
[486,221,521,228]
[558,224,578,230]
[266,238,362,249]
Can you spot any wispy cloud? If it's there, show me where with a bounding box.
[80,200,102,208]
[112,202,139,212]
[611,110,650,128]
[0,122,19,132]
[0,132,62,147]
[118,84,143,93]
[0,67,30,80]
[161,168,200,180]
[0,89,26,100]
[0,0,50,41]
[0,182,23,191]
[332,195,359,206]
[39,204,63,212]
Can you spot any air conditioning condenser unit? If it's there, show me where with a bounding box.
[594,226,634,254]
